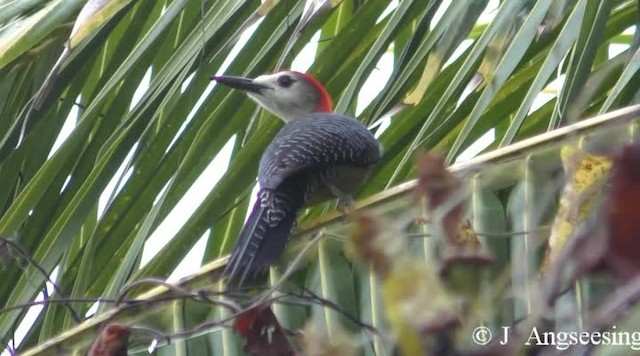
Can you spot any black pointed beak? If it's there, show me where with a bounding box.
[211,75,270,94]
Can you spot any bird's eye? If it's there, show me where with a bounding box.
[277,75,294,88]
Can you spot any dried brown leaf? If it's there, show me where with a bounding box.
[88,323,129,356]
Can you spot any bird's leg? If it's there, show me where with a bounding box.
[327,184,355,214]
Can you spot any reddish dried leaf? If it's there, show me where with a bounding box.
[415,153,479,248]
[350,213,390,276]
[88,323,129,356]
[569,142,640,281]
[604,142,640,281]
[447,218,481,248]
[233,308,261,337]
[234,306,295,356]
[415,154,458,207]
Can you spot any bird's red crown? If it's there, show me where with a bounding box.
[293,71,333,113]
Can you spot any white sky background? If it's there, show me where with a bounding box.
[4,0,637,352]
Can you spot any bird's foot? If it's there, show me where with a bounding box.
[327,184,355,215]
[337,196,355,215]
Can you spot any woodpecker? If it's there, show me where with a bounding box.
[214,71,382,289]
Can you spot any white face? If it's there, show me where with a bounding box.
[247,71,320,122]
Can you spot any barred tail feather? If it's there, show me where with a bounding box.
[223,188,302,289]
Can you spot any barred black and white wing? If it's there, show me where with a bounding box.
[259,113,382,190]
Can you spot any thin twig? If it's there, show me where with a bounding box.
[116,278,239,311]
[406,225,552,238]
[295,286,385,337]
[0,237,81,322]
